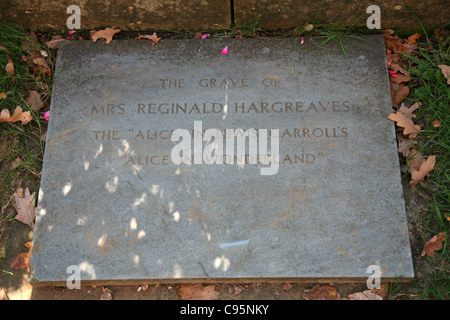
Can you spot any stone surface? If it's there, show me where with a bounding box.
[234,0,450,30]
[0,0,231,31]
[30,37,414,286]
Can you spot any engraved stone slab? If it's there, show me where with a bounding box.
[30,37,414,285]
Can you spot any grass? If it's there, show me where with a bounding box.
[400,23,449,299]
[0,23,50,270]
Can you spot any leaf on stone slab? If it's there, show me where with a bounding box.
[91,28,121,44]
[421,232,446,257]
[178,284,219,300]
[388,112,421,138]
[0,106,32,125]
[438,65,450,85]
[409,155,435,188]
[303,285,341,300]
[12,187,36,227]
[10,241,32,271]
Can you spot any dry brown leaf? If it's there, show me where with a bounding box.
[421,232,446,257]
[438,65,450,85]
[390,73,411,84]
[178,284,219,300]
[91,28,121,44]
[11,156,24,169]
[409,155,436,188]
[6,58,15,76]
[12,187,36,227]
[282,283,293,291]
[0,106,32,125]
[135,32,161,45]
[348,290,383,300]
[303,285,341,300]
[10,241,32,271]
[398,102,419,120]
[27,90,44,112]
[46,35,66,49]
[390,83,409,108]
[0,92,6,99]
[406,33,421,44]
[403,43,418,55]
[388,112,421,138]
[384,34,404,53]
[397,134,417,157]
[40,130,47,142]
[390,63,409,75]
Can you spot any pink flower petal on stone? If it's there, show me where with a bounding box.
[221,46,228,55]
[201,33,210,39]
[68,30,76,35]
[43,110,50,122]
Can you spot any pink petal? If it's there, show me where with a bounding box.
[221,46,228,55]
[389,70,399,78]
[201,34,210,39]
[300,37,305,44]
[68,30,76,35]
[43,111,50,122]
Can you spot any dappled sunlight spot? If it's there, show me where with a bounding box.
[173,211,180,222]
[79,261,96,279]
[132,193,147,209]
[175,167,181,175]
[129,217,137,230]
[173,263,183,278]
[83,160,90,171]
[151,184,159,195]
[47,225,54,231]
[77,216,87,226]
[94,144,103,159]
[97,234,107,247]
[213,255,230,272]
[168,201,175,213]
[133,254,140,265]
[105,175,119,193]
[205,232,211,241]
[62,182,72,196]
[118,139,131,157]
[137,230,146,239]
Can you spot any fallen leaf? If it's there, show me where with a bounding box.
[384,34,404,53]
[100,287,113,300]
[406,33,421,44]
[388,112,421,138]
[0,92,6,99]
[397,134,417,157]
[12,187,36,227]
[40,130,47,142]
[11,157,24,169]
[391,73,411,83]
[438,65,450,85]
[432,119,440,128]
[421,232,446,257]
[27,90,44,112]
[46,35,66,49]
[234,286,244,295]
[403,43,418,55]
[383,29,395,35]
[178,284,219,300]
[282,283,293,291]
[10,241,32,271]
[0,106,33,125]
[91,28,121,44]
[304,24,314,32]
[409,155,435,188]
[398,102,419,120]
[5,58,15,76]
[390,63,409,75]
[390,83,409,108]
[135,32,161,45]
[303,285,340,300]
[193,32,203,39]
[348,290,383,300]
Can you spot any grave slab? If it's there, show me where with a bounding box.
[30,36,414,286]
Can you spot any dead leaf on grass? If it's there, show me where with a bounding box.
[0,106,32,125]
[91,28,121,44]
[27,90,44,112]
[397,134,417,157]
[46,35,66,49]
[178,284,219,300]
[303,285,341,300]
[0,92,6,99]
[406,33,421,44]
[5,58,15,76]
[10,241,32,271]
[409,155,436,188]
[12,187,36,227]
[388,112,421,138]
[438,65,450,85]
[421,232,446,257]
[390,83,409,108]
